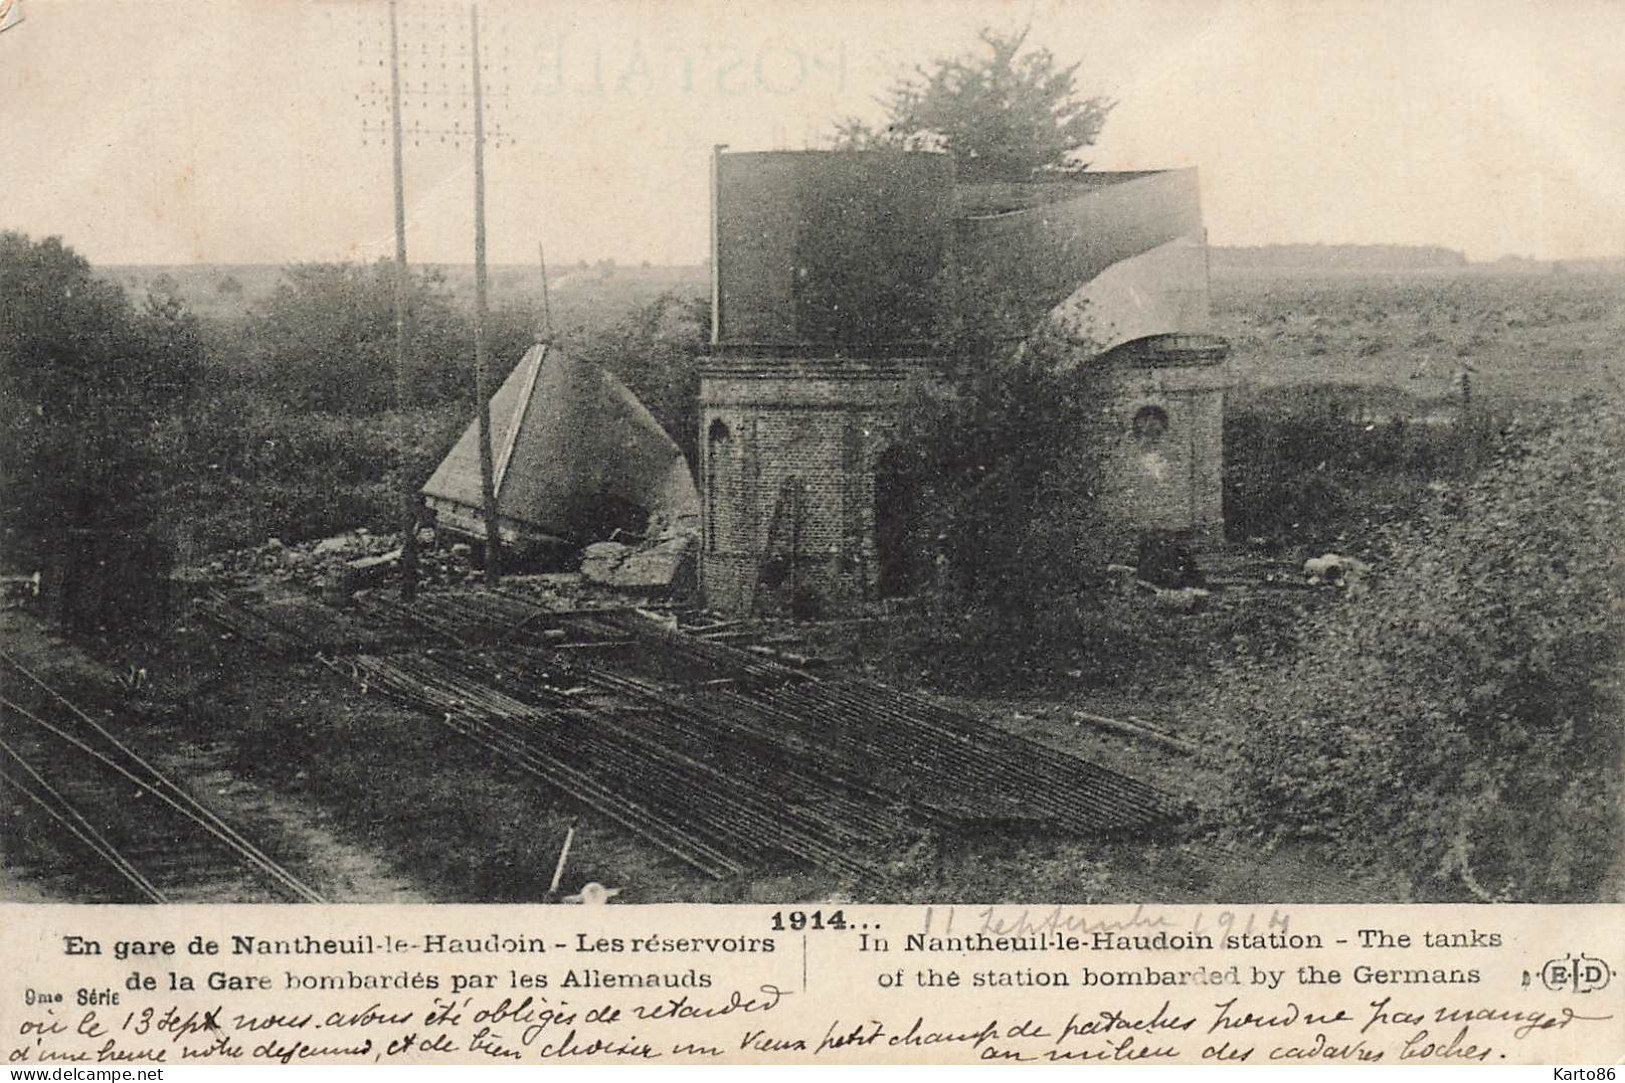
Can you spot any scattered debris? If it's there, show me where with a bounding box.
[1071,709,1197,756]
[579,541,631,582]
[579,534,696,595]
[564,881,622,905]
[347,548,403,586]
[184,530,474,594]
[1146,584,1212,613]
[1304,552,1370,593]
[313,534,360,556]
[1,571,40,608]
[1112,573,1212,613]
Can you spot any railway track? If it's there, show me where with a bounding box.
[196,587,1180,883]
[0,651,325,904]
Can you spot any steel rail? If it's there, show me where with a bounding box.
[347,649,880,878]
[396,653,871,875]
[0,659,327,903]
[0,742,169,903]
[326,653,745,878]
[1,694,326,902]
[439,647,905,862]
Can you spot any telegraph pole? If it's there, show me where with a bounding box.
[387,0,419,601]
[710,144,727,349]
[361,1,513,585]
[470,2,501,583]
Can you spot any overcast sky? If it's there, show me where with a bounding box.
[4,0,1622,266]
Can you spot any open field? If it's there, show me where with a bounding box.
[103,262,1625,410]
[1213,270,1625,405]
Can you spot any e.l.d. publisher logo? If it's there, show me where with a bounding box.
[0,0,24,34]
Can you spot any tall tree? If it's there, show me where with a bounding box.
[0,233,201,634]
[244,261,472,414]
[826,28,1125,652]
[835,26,1114,181]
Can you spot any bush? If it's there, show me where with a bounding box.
[887,331,1117,599]
[234,262,539,414]
[1224,384,1496,550]
[875,331,1143,688]
[176,395,468,551]
[1,233,201,635]
[1208,397,1624,901]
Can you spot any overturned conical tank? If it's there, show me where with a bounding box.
[422,344,699,550]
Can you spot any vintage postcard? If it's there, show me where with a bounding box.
[1,0,1621,1067]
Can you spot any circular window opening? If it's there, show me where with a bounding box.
[1132,405,1169,445]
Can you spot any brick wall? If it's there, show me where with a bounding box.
[699,359,916,614]
[699,350,1228,615]
[1094,357,1228,546]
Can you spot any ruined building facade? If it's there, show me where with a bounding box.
[699,150,1228,615]
[700,359,909,615]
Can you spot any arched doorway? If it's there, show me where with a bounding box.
[874,443,934,598]
[705,418,732,553]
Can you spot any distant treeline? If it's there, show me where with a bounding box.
[101,262,708,321]
[1211,244,1469,272]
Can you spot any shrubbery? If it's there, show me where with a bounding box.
[875,332,1146,688]
[1208,398,1623,900]
[10,248,714,575]
[887,333,1117,596]
[232,261,536,413]
[1224,383,1497,551]
[168,393,469,551]
[170,280,711,554]
[1,233,202,634]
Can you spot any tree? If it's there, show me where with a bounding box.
[826,26,1121,641]
[243,261,473,414]
[835,26,1114,181]
[0,233,201,634]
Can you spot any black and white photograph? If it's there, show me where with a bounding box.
[2,0,1621,912]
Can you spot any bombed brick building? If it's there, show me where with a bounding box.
[699,149,1229,615]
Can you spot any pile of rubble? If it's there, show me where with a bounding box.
[577,512,700,595]
[185,529,472,593]
[579,537,696,594]
[187,514,702,603]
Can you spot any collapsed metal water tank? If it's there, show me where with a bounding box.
[713,150,953,353]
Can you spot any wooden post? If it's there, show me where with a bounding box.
[537,241,553,342]
[1460,366,1476,476]
[470,3,501,583]
[387,0,419,601]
